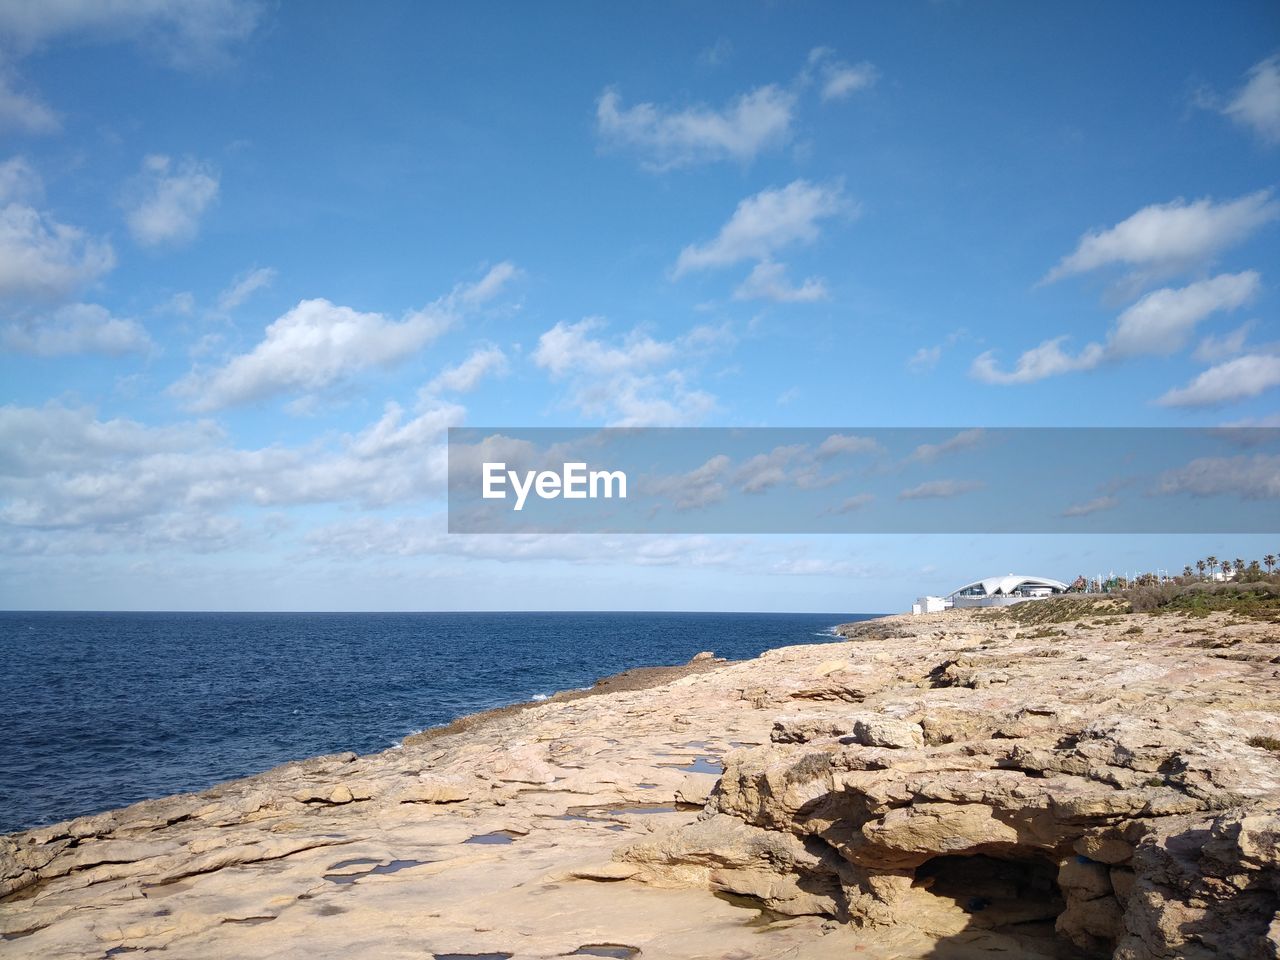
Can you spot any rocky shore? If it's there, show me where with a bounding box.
[3,597,1279,959]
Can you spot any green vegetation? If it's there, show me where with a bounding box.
[1248,736,1280,753]
[1123,581,1280,621]
[979,596,1129,626]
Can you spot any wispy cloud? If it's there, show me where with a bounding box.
[732,259,828,302]
[674,179,848,277]
[532,318,723,426]
[898,479,983,500]
[807,47,878,101]
[0,67,59,134]
[1224,55,1280,145]
[0,0,263,68]
[1042,190,1279,287]
[423,344,509,395]
[1062,495,1119,518]
[2,303,152,356]
[1155,454,1280,500]
[216,266,276,313]
[1158,353,1280,408]
[173,263,518,411]
[0,189,115,301]
[124,155,220,248]
[595,84,795,171]
[972,272,1260,385]
[909,429,985,463]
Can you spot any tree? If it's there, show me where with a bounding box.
[1183,565,1193,579]
[1265,554,1276,574]
[1197,559,1206,579]
[1207,556,1218,578]
[1234,558,1244,579]
[1221,560,1232,579]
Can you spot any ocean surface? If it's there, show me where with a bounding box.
[0,610,878,835]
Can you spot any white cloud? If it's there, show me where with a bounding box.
[0,70,58,134]
[732,259,828,302]
[0,195,115,300]
[1110,271,1260,357]
[423,344,508,395]
[125,154,219,247]
[907,344,941,373]
[0,397,463,533]
[971,338,1103,385]
[1062,495,1119,518]
[971,272,1259,385]
[174,298,445,410]
[1155,453,1280,500]
[173,263,518,411]
[0,0,262,68]
[909,429,986,462]
[1224,55,1280,144]
[898,479,983,500]
[1157,353,1280,408]
[0,155,40,202]
[1043,190,1279,285]
[827,493,874,515]
[1193,322,1253,363]
[216,266,275,312]
[816,434,882,458]
[595,84,795,171]
[532,318,720,426]
[674,179,848,276]
[3,302,152,355]
[807,48,878,101]
[733,444,809,494]
[644,454,730,510]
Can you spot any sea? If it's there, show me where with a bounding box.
[0,610,879,835]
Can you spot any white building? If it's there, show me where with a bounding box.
[948,574,1069,608]
[912,595,948,615]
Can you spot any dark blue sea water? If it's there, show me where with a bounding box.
[0,611,877,835]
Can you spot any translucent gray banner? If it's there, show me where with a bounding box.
[447,427,1280,533]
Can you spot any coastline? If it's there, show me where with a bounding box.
[3,600,1279,959]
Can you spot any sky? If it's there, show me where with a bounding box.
[0,1,1277,612]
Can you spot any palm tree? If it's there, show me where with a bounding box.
[1221,560,1232,579]
[1183,565,1193,579]
[1265,554,1276,574]
[1207,556,1218,579]
[1197,559,1206,579]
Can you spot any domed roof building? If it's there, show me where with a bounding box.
[948,574,1069,608]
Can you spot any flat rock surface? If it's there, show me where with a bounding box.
[2,600,1278,959]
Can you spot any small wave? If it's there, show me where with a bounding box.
[531,693,550,702]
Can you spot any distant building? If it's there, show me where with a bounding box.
[912,595,948,615]
[948,574,1069,608]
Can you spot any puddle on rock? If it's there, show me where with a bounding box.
[142,879,195,899]
[463,831,520,845]
[570,945,641,958]
[566,802,695,818]
[324,858,430,884]
[327,857,381,871]
[672,757,723,775]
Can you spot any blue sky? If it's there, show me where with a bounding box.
[0,1,1277,611]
